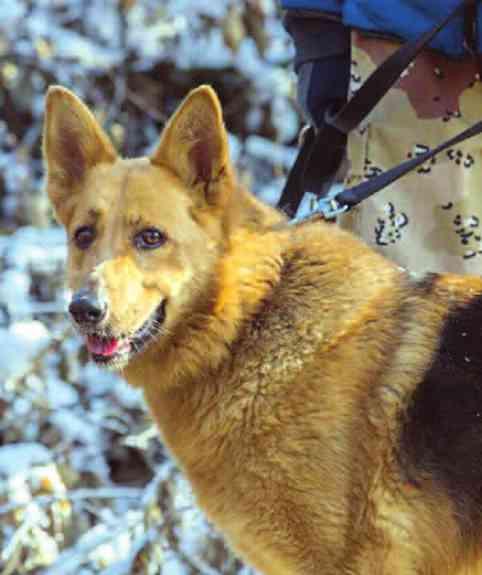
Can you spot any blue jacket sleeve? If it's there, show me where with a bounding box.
[342,0,469,57]
[280,0,482,57]
[279,0,342,14]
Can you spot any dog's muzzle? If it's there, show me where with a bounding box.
[69,288,108,327]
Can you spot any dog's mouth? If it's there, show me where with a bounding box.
[86,335,130,359]
[84,300,166,368]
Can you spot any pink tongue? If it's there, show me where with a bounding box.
[87,336,121,356]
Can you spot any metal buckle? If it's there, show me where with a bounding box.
[316,196,349,219]
[315,186,349,220]
[288,186,349,224]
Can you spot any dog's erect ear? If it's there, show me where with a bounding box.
[43,86,117,187]
[151,86,231,204]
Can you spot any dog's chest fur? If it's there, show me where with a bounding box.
[138,237,412,571]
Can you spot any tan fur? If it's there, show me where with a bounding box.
[44,85,482,574]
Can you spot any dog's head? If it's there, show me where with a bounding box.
[43,85,239,370]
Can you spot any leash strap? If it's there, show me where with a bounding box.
[314,118,482,220]
[279,0,479,219]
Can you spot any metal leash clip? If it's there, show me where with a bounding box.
[288,186,349,224]
[315,187,350,220]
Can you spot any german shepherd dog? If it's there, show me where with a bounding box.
[44,85,482,574]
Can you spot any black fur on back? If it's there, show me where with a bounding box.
[401,286,482,534]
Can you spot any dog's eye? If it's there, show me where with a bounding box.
[73,225,96,250]
[134,228,167,250]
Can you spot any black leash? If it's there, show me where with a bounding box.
[319,117,482,218]
[279,0,481,220]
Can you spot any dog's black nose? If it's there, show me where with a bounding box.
[69,289,107,326]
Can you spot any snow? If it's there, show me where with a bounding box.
[0,321,51,380]
[45,377,80,408]
[0,443,52,475]
[50,409,102,445]
[245,135,297,169]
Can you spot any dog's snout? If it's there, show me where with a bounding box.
[69,289,107,326]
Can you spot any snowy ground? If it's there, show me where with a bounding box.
[0,1,304,573]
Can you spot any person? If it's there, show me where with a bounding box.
[281,0,482,274]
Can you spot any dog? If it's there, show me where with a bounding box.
[43,84,482,574]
